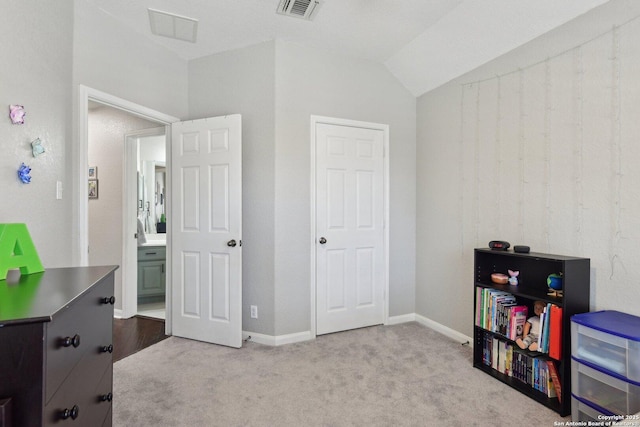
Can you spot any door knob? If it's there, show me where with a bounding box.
[227,239,237,247]
[319,237,327,244]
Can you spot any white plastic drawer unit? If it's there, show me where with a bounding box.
[571,357,640,416]
[572,393,614,421]
[571,310,640,382]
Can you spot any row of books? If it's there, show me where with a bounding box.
[475,288,528,341]
[475,287,563,360]
[480,333,562,402]
[537,302,563,359]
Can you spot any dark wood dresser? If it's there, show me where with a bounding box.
[0,266,118,427]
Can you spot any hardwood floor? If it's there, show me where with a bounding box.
[113,316,169,362]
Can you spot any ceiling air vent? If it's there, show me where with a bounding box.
[148,8,198,43]
[276,0,321,20]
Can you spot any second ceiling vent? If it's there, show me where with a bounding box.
[277,0,321,21]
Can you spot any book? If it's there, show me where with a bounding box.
[548,305,563,360]
[546,360,562,403]
[483,333,492,366]
[543,363,557,398]
[537,303,552,352]
[475,287,483,326]
[542,303,552,352]
[509,305,528,340]
[496,299,516,335]
[488,290,512,331]
[505,344,513,377]
[492,336,499,369]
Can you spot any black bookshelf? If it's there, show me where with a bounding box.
[473,248,590,416]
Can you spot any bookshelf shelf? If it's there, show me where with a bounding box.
[474,362,563,413]
[473,248,590,417]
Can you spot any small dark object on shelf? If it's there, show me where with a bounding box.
[488,240,510,251]
[514,245,530,253]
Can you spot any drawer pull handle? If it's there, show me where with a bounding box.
[101,344,114,353]
[101,296,116,305]
[145,252,157,255]
[60,404,79,420]
[100,392,113,402]
[62,334,81,348]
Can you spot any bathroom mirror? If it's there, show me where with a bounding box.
[138,134,166,237]
[140,160,166,234]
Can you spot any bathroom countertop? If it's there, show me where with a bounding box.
[139,233,166,247]
[140,241,166,247]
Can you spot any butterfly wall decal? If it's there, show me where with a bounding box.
[9,104,25,124]
[31,138,45,157]
[18,163,31,184]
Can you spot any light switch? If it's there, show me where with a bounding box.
[56,181,63,200]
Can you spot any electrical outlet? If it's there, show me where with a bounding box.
[250,305,258,319]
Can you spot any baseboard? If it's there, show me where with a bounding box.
[114,309,123,319]
[414,313,473,347]
[242,330,314,347]
[240,314,472,347]
[387,313,416,325]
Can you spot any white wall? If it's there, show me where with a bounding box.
[416,1,640,338]
[189,41,277,335]
[88,105,162,309]
[0,1,74,268]
[71,0,188,263]
[273,41,417,335]
[73,0,188,120]
[188,40,416,337]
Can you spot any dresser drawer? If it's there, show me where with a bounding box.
[138,246,166,261]
[45,275,114,403]
[44,357,112,425]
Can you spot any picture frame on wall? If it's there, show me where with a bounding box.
[88,166,98,179]
[88,179,98,199]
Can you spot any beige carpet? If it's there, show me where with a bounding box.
[113,322,569,426]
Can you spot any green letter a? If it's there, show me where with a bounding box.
[0,223,44,281]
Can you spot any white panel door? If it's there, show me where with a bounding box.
[316,123,384,335]
[171,115,242,348]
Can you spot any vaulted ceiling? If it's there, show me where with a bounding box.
[84,0,611,96]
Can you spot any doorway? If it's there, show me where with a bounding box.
[79,86,178,333]
[310,116,390,336]
[125,128,167,320]
[80,87,244,347]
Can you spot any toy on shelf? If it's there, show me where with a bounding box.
[547,273,563,297]
[508,269,519,286]
[516,300,546,351]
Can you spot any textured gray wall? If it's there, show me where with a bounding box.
[0,1,74,268]
[417,2,640,338]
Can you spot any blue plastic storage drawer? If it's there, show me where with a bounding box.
[571,310,640,382]
[571,393,615,422]
[572,357,640,416]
